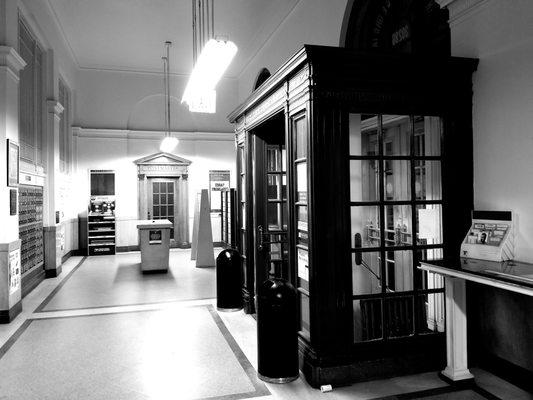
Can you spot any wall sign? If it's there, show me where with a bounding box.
[149,229,162,244]
[209,170,230,211]
[9,249,21,295]
[7,139,19,187]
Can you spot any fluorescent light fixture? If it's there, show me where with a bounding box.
[160,136,179,153]
[182,38,237,112]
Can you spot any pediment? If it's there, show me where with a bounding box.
[134,152,192,166]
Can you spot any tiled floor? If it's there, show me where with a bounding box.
[0,251,531,400]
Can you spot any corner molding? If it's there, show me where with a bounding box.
[0,46,27,79]
[436,0,489,23]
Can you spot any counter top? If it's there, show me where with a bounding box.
[136,219,173,229]
[419,258,533,296]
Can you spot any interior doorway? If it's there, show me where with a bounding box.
[251,113,289,297]
[134,152,191,248]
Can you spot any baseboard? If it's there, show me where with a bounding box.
[0,300,22,324]
[21,266,45,298]
[61,249,83,264]
[478,353,533,393]
[116,245,140,253]
[44,265,62,278]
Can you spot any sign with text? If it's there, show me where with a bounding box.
[9,249,21,295]
[149,230,162,245]
[209,170,230,211]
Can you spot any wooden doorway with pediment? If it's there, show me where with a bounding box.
[134,152,192,248]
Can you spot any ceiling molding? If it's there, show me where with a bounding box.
[73,127,234,142]
[43,0,80,67]
[235,0,301,80]
[436,0,491,24]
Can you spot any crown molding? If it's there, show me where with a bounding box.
[72,127,234,142]
[436,0,490,24]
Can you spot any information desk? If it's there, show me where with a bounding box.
[419,258,533,382]
[136,219,173,273]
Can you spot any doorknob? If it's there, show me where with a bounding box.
[148,211,151,219]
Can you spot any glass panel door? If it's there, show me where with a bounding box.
[149,179,175,239]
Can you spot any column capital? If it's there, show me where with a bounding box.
[0,46,26,79]
[47,99,64,116]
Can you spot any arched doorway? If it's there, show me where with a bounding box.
[340,0,450,56]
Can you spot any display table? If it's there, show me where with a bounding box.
[419,258,533,382]
[136,219,173,273]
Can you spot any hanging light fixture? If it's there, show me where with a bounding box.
[160,41,179,153]
[181,0,237,113]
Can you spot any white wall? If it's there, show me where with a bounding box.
[75,130,236,247]
[76,69,237,132]
[449,0,533,262]
[237,0,348,101]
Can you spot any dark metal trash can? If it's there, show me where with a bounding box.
[257,277,299,383]
[216,249,243,312]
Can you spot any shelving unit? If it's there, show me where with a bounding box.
[87,211,116,256]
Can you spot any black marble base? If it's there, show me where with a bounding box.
[45,265,62,278]
[0,301,22,324]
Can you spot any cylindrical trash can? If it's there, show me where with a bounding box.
[216,249,243,312]
[257,277,299,383]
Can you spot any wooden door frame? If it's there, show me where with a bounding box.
[134,152,191,248]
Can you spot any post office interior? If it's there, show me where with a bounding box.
[0,0,532,398]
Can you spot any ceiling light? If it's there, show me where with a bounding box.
[181,38,237,113]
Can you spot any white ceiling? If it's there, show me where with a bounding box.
[46,0,300,78]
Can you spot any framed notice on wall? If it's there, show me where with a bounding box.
[209,170,230,211]
[7,139,19,187]
[9,249,21,295]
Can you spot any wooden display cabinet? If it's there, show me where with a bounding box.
[229,45,478,386]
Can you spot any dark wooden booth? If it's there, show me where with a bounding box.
[228,45,477,387]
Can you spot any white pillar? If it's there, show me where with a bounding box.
[0,1,27,321]
[442,276,474,381]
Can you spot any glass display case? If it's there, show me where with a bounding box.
[229,45,477,387]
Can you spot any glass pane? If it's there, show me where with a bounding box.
[414,160,442,200]
[282,149,287,172]
[267,203,282,230]
[384,250,413,292]
[300,293,310,336]
[351,206,380,248]
[350,160,379,202]
[270,243,282,260]
[414,116,441,156]
[384,205,412,247]
[296,162,307,202]
[385,295,414,338]
[153,182,160,193]
[167,182,174,193]
[160,194,167,204]
[383,160,411,201]
[295,117,307,159]
[167,206,174,216]
[354,298,382,342]
[297,248,309,291]
[297,205,308,233]
[416,204,443,245]
[153,207,160,217]
[241,231,247,254]
[351,114,379,156]
[382,115,410,156]
[417,293,445,334]
[241,204,246,227]
[352,252,382,295]
[168,193,174,204]
[415,248,444,290]
[153,194,159,205]
[159,206,167,217]
[267,146,281,172]
[282,175,287,200]
[297,230,308,247]
[267,175,281,201]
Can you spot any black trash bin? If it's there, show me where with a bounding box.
[216,249,243,312]
[257,277,299,383]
